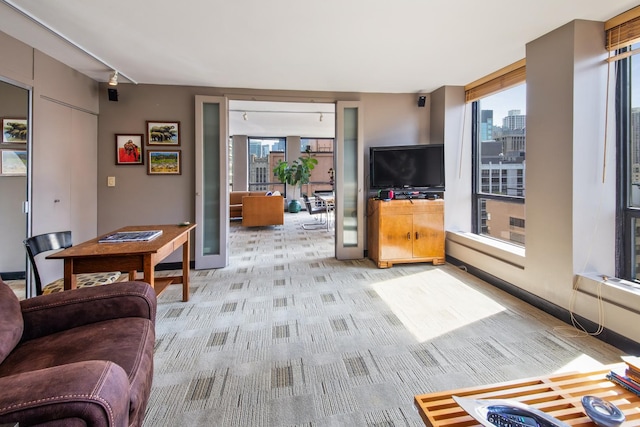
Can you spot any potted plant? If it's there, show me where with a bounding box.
[273,149,318,213]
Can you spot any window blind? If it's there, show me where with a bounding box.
[465,59,526,103]
[606,5,640,61]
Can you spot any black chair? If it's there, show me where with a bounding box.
[24,231,121,295]
[302,194,329,229]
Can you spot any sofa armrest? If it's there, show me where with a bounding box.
[0,360,130,427]
[20,281,156,342]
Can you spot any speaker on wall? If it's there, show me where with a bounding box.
[108,88,118,102]
[417,96,426,107]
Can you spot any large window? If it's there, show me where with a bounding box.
[300,138,335,195]
[608,5,640,281]
[616,44,640,281]
[247,137,285,193]
[471,83,526,246]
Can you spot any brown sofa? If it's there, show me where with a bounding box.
[241,195,284,227]
[0,279,156,427]
[229,191,267,218]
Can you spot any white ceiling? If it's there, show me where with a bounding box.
[1,1,637,137]
[1,0,637,94]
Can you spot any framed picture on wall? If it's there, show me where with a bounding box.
[2,118,27,143]
[115,134,144,165]
[147,149,181,175]
[0,149,27,176]
[146,121,180,146]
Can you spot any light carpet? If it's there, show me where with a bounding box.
[145,213,624,426]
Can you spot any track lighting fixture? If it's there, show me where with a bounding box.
[108,71,118,86]
[319,113,324,122]
[243,112,248,121]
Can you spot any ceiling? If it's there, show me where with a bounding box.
[229,101,335,137]
[1,0,637,95]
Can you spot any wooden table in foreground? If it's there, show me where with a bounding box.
[47,223,196,301]
[414,365,640,426]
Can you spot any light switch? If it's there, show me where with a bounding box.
[107,176,116,187]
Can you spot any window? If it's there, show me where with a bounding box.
[609,5,640,281]
[247,137,285,193]
[300,138,335,194]
[616,45,640,281]
[470,83,526,246]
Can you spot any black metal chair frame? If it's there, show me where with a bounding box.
[302,194,330,229]
[24,231,120,295]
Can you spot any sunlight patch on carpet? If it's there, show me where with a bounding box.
[372,268,506,342]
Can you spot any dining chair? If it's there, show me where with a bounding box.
[302,194,329,229]
[24,231,121,295]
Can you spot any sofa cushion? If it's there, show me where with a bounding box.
[0,280,23,365]
[0,316,154,423]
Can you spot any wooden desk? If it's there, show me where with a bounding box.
[414,365,640,426]
[47,223,196,301]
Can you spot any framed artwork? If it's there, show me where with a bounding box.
[146,121,180,146]
[115,134,144,165]
[0,149,27,176]
[2,118,27,143]
[147,149,181,175]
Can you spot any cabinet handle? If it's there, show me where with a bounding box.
[415,232,419,240]
[407,232,411,240]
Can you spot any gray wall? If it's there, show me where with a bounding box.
[0,30,99,292]
[97,85,429,261]
[445,20,639,343]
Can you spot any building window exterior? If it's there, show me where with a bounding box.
[472,84,526,246]
[248,137,285,192]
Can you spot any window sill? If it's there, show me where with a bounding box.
[446,231,525,268]
[576,273,640,315]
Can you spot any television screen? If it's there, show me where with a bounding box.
[370,144,444,190]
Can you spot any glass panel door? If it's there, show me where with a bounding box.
[195,96,229,269]
[335,101,364,259]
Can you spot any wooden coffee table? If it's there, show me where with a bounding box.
[414,365,640,426]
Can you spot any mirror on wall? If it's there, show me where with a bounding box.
[0,79,30,299]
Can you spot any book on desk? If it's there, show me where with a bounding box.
[98,230,163,243]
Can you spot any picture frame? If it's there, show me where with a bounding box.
[147,149,181,175]
[2,118,27,143]
[115,134,144,165]
[146,121,180,146]
[0,149,27,176]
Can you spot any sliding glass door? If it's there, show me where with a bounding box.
[335,101,364,259]
[195,96,229,269]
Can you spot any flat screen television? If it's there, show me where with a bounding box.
[369,144,445,191]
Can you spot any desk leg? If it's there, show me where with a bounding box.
[143,254,154,290]
[182,233,190,302]
[63,259,77,290]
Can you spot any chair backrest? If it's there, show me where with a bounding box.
[302,194,325,215]
[24,231,72,295]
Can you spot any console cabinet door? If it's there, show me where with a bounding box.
[379,213,413,260]
[413,211,445,259]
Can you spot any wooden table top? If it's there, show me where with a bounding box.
[47,223,196,259]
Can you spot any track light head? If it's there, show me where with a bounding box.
[243,112,248,121]
[108,71,118,86]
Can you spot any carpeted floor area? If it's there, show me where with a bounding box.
[144,213,624,426]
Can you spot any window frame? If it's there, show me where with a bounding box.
[615,47,640,281]
[471,100,526,241]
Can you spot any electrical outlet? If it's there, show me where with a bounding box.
[107,176,116,187]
